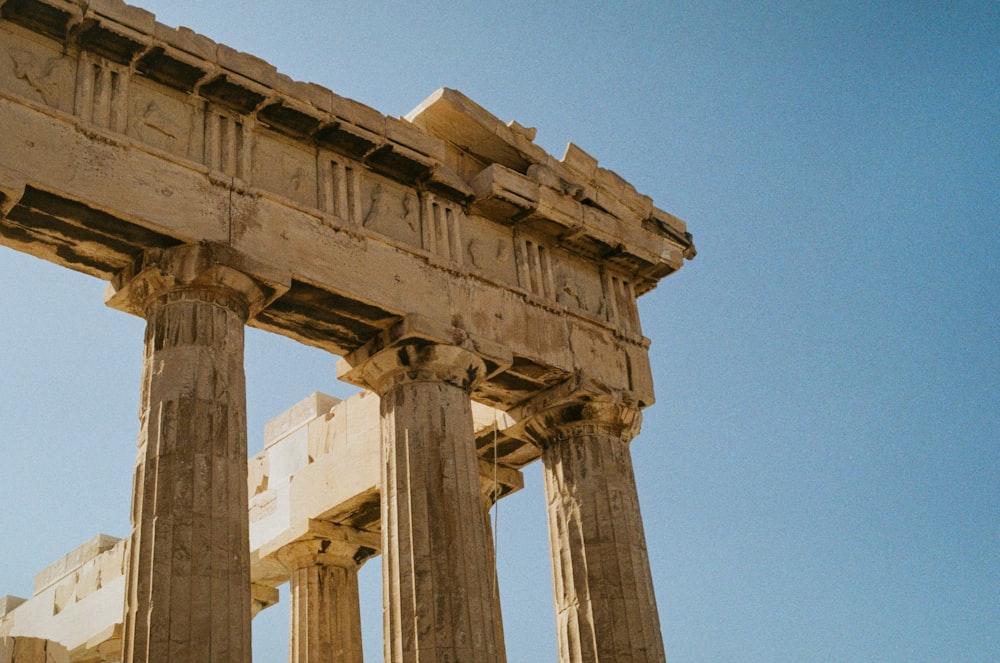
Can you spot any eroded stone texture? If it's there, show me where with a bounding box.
[0,636,69,663]
[510,381,664,663]
[340,319,510,663]
[106,243,283,663]
[0,1,697,660]
[276,532,377,663]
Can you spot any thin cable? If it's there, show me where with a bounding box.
[492,411,499,560]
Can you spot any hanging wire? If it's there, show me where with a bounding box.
[493,411,500,558]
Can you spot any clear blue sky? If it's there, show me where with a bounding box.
[1,2,997,661]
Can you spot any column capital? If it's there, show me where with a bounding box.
[505,372,642,448]
[104,242,289,320]
[274,524,381,572]
[337,314,512,395]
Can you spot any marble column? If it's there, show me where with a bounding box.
[512,386,665,663]
[276,529,378,663]
[339,320,509,663]
[106,244,285,663]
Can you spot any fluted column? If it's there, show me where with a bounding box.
[510,381,665,663]
[275,527,379,663]
[106,243,286,663]
[338,317,510,663]
[476,459,523,663]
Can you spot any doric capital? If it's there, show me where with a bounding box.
[505,372,642,448]
[104,242,289,320]
[274,524,380,572]
[337,314,512,396]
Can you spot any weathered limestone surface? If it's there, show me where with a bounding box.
[0,1,695,661]
[509,377,665,663]
[0,0,694,426]
[339,319,510,663]
[276,534,376,663]
[0,536,125,661]
[106,243,285,663]
[1,636,70,663]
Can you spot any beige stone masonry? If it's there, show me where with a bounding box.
[508,376,665,663]
[109,243,284,663]
[0,0,694,420]
[0,0,695,660]
[0,389,525,661]
[0,599,25,621]
[275,528,379,663]
[1,636,69,663]
[339,318,510,663]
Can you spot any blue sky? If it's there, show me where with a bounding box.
[1,1,997,661]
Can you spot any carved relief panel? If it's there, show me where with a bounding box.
[553,256,605,319]
[128,79,201,161]
[1,24,74,114]
[464,214,517,285]
[361,176,420,248]
[251,130,316,207]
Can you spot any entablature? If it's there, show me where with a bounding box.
[0,0,694,291]
[0,0,693,410]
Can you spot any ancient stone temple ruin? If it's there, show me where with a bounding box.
[0,1,695,662]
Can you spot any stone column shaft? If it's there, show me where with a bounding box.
[542,425,664,663]
[381,377,500,662]
[289,564,362,663]
[510,384,665,663]
[108,244,283,663]
[340,333,508,663]
[124,289,251,663]
[277,534,376,663]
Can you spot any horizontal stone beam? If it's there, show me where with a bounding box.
[0,0,695,408]
[0,94,655,407]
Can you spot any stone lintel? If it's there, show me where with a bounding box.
[506,372,642,448]
[33,534,120,595]
[104,241,290,319]
[337,314,513,394]
[264,391,340,449]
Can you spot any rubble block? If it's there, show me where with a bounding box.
[0,636,69,663]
